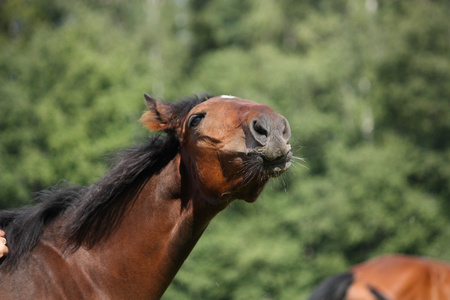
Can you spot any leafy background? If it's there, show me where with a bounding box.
[1,0,449,299]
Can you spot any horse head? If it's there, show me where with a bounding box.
[141,94,291,203]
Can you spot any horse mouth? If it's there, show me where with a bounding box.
[248,151,292,178]
[263,156,292,177]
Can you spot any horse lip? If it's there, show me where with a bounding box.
[265,163,291,177]
[262,154,290,166]
[263,157,291,177]
[248,151,292,177]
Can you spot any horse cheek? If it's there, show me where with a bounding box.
[198,156,229,199]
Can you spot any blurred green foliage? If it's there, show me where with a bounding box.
[0,0,449,298]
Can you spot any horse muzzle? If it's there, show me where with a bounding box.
[246,113,292,177]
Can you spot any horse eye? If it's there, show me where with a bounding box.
[188,114,205,128]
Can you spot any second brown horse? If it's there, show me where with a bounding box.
[0,94,291,299]
[308,254,450,300]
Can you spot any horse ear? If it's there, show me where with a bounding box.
[140,94,172,131]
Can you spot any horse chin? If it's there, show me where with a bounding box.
[262,160,291,178]
[216,151,291,203]
[237,157,291,202]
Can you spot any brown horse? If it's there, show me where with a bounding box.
[308,254,450,300]
[0,94,291,299]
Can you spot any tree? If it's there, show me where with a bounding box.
[0,0,448,298]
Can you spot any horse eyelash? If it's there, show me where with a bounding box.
[188,113,206,128]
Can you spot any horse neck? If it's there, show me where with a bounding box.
[85,153,226,299]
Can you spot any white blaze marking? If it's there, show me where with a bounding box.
[220,95,236,99]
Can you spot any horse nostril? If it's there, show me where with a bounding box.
[253,120,268,137]
[250,118,270,146]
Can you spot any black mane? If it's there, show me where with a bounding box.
[0,93,214,269]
